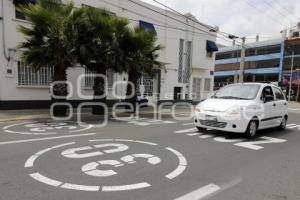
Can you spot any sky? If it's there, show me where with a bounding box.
[141,0,300,45]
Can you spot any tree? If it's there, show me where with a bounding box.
[18,0,87,116]
[116,27,163,111]
[79,7,130,114]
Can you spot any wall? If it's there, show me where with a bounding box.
[0,0,216,108]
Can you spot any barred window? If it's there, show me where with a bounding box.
[85,68,95,88]
[84,68,114,89]
[17,62,53,86]
[204,78,211,91]
[178,39,184,83]
[184,41,192,83]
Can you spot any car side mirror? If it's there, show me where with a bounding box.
[264,95,274,103]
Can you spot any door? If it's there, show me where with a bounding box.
[272,86,287,125]
[260,86,277,128]
[192,78,202,101]
[174,87,182,100]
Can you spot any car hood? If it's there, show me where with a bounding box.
[199,99,254,112]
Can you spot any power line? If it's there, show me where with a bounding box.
[100,0,231,41]
[261,0,298,24]
[272,0,300,21]
[127,0,231,41]
[241,0,287,27]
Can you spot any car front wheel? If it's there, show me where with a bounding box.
[245,120,258,139]
[197,127,207,132]
[278,116,287,130]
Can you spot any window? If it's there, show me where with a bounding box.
[17,62,53,86]
[204,78,211,91]
[178,39,184,83]
[293,31,300,38]
[82,4,116,16]
[184,41,192,83]
[192,78,201,100]
[206,51,213,58]
[261,86,274,101]
[256,45,281,55]
[273,87,285,100]
[15,7,26,20]
[215,84,260,100]
[85,68,96,88]
[206,40,218,58]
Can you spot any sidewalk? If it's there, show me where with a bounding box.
[288,101,300,110]
[0,106,192,123]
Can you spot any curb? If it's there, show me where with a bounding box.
[0,111,193,123]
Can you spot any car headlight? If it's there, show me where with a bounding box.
[195,106,201,112]
[225,107,242,115]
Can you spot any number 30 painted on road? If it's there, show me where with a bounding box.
[61,143,161,177]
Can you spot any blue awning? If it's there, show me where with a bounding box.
[206,40,218,52]
[13,0,37,5]
[139,20,157,34]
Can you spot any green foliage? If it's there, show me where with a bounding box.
[18,0,86,70]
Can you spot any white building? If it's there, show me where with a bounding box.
[0,0,218,109]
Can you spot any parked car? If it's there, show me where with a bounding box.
[194,83,288,138]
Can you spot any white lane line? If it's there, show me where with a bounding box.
[174,184,221,200]
[25,142,75,168]
[175,128,198,134]
[182,123,194,126]
[0,133,96,145]
[102,182,151,192]
[133,140,158,146]
[288,108,300,111]
[30,173,62,187]
[187,133,200,136]
[60,183,100,191]
[199,135,213,139]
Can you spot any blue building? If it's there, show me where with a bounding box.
[214,39,283,90]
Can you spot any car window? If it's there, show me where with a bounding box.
[213,84,260,100]
[273,87,285,100]
[261,86,274,101]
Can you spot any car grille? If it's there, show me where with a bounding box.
[199,120,227,128]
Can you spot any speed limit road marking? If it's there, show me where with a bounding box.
[3,121,93,135]
[25,139,187,192]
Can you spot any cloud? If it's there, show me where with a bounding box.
[141,0,300,44]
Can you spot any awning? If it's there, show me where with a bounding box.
[139,20,156,34]
[206,40,218,52]
[13,0,37,5]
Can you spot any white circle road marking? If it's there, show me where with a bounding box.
[25,139,187,192]
[3,121,93,135]
[25,142,75,168]
[165,147,187,180]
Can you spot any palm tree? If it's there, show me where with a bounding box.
[18,0,87,116]
[80,7,130,115]
[116,27,163,112]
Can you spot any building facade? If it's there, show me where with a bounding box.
[0,0,218,109]
[214,23,300,101]
[214,39,283,90]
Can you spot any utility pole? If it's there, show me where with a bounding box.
[288,51,294,102]
[239,37,246,83]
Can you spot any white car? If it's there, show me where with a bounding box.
[194,83,288,138]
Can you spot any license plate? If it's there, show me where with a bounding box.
[205,115,217,121]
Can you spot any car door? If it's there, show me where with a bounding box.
[260,86,277,128]
[272,86,287,125]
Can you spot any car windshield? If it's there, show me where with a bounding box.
[213,84,260,100]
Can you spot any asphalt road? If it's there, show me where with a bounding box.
[0,110,300,200]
